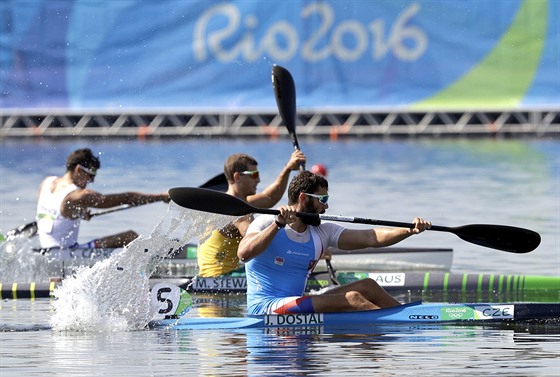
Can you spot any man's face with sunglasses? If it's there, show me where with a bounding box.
[237,165,260,195]
[302,190,329,213]
[75,164,97,188]
[239,170,259,179]
[299,190,328,226]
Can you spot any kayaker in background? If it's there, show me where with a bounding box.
[238,171,432,315]
[36,148,170,249]
[197,150,306,277]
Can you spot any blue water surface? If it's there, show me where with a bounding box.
[0,138,558,376]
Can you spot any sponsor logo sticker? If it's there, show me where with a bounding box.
[441,306,475,320]
[409,315,439,320]
[286,250,308,257]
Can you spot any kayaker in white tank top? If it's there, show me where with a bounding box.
[37,176,81,248]
[35,148,171,249]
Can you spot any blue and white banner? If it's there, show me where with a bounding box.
[1,0,558,110]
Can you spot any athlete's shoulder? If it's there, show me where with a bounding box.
[246,214,274,234]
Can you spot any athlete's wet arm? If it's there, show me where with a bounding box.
[336,227,410,249]
[249,150,306,208]
[61,190,169,217]
[60,190,100,218]
[337,218,431,249]
[237,222,281,262]
[257,166,292,206]
[90,192,169,208]
[233,215,254,237]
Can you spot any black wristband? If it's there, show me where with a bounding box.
[275,216,286,229]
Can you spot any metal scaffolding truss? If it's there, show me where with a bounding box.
[1,108,559,138]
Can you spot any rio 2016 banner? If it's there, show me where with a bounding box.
[0,0,557,111]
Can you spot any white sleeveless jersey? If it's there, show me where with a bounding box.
[36,176,81,248]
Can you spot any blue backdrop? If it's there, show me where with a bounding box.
[1,0,558,110]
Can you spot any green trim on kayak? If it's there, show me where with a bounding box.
[423,272,430,291]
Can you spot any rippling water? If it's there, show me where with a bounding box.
[2,299,560,376]
[1,138,559,376]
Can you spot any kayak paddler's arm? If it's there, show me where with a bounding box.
[92,192,170,208]
[247,150,306,208]
[337,217,431,249]
[237,218,283,262]
[61,190,170,219]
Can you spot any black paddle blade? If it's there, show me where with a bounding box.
[6,221,38,239]
[169,187,275,217]
[452,224,541,253]
[199,173,228,192]
[272,65,298,140]
[272,64,305,170]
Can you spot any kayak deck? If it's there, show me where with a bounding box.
[183,271,560,294]
[150,302,560,330]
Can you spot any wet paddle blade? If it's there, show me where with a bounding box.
[199,173,228,192]
[5,221,38,240]
[169,187,276,217]
[272,65,296,134]
[272,65,302,156]
[450,224,541,253]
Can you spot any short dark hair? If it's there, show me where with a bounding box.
[224,153,258,182]
[287,171,328,205]
[66,148,100,172]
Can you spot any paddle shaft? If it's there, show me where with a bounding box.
[325,259,341,286]
[231,208,444,230]
[88,205,132,218]
[5,206,133,240]
[168,187,542,254]
[262,209,539,253]
[317,214,446,232]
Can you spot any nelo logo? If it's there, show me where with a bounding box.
[409,315,439,320]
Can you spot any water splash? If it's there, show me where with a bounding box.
[0,237,53,281]
[50,202,234,332]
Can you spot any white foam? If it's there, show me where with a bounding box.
[0,237,50,281]
[50,202,234,332]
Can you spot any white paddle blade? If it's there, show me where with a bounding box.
[150,283,193,320]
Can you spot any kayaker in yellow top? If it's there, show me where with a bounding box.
[197,151,306,277]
